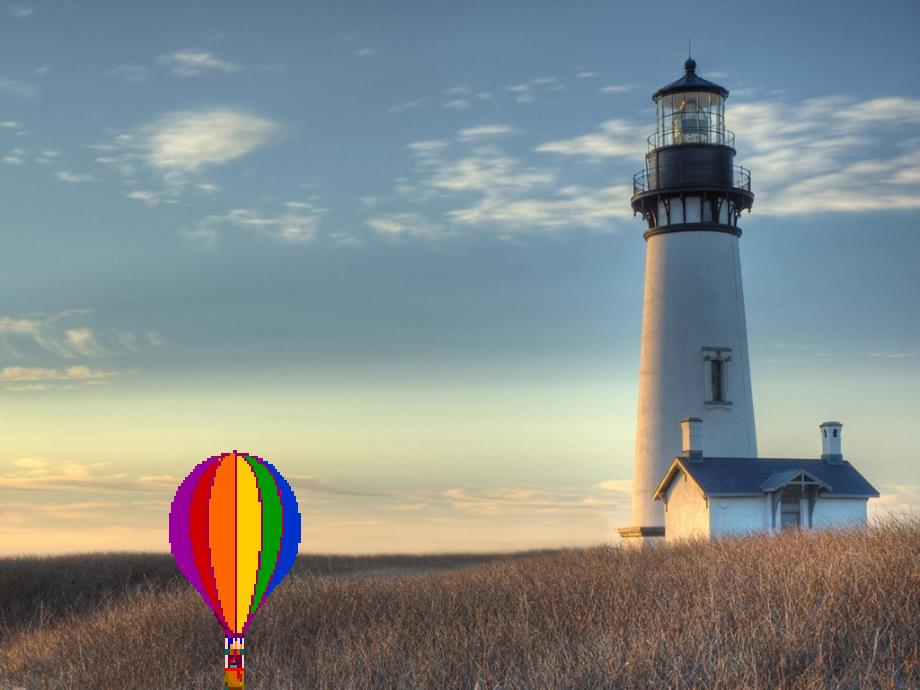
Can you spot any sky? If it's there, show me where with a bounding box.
[1,0,919,555]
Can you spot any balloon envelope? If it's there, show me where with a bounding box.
[169,451,301,636]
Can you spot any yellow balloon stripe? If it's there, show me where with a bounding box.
[208,454,237,632]
[235,456,262,633]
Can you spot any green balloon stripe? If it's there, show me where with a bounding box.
[245,455,284,617]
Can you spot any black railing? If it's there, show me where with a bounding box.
[633,165,752,195]
[647,126,735,151]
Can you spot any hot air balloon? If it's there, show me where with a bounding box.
[169,451,301,689]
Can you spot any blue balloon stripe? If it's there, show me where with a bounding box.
[262,460,301,600]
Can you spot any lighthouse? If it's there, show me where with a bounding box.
[618,59,758,545]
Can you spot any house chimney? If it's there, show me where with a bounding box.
[681,417,703,462]
[820,421,843,464]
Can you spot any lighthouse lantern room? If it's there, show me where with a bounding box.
[632,58,753,236]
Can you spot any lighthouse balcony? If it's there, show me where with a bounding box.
[631,163,753,235]
[633,164,751,196]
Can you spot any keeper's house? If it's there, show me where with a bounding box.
[652,418,879,541]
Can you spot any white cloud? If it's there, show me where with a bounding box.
[0,459,175,492]
[97,109,281,194]
[373,91,920,243]
[125,190,160,206]
[0,310,151,361]
[384,138,634,237]
[870,484,920,518]
[445,182,633,232]
[0,365,118,383]
[0,312,82,357]
[407,139,448,155]
[114,331,141,353]
[109,64,148,84]
[0,120,19,128]
[726,95,920,214]
[367,212,445,240]
[353,47,373,58]
[0,77,37,99]
[458,125,515,142]
[596,479,633,493]
[387,97,426,114]
[146,330,166,349]
[9,4,33,18]
[575,70,597,79]
[443,85,470,96]
[536,119,647,159]
[428,154,554,193]
[145,109,279,171]
[443,99,470,110]
[36,148,62,165]
[158,50,242,77]
[193,203,324,244]
[543,94,920,217]
[56,170,98,183]
[65,328,107,357]
[504,84,534,103]
[427,483,630,517]
[597,84,637,95]
[2,154,23,165]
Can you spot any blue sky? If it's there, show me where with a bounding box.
[1,0,919,553]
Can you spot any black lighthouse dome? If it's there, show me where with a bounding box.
[652,58,729,101]
[631,59,753,238]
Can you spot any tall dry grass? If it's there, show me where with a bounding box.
[1,521,918,689]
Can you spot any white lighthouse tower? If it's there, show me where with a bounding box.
[618,59,758,545]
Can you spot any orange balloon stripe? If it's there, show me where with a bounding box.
[234,457,262,632]
[208,452,237,633]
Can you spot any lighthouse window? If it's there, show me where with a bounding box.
[702,199,713,223]
[711,358,724,403]
[671,199,684,224]
[833,429,838,438]
[685,196,701,223]
[702,347,732,405]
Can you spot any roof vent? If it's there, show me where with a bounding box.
[820,421,843,465]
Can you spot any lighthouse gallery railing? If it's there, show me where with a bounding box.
[633,165,752,196]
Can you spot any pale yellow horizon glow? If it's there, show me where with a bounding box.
[1,368,918,556]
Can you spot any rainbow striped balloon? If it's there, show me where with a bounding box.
[169,451,301,638]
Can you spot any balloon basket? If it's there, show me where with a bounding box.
[224,636,245,689]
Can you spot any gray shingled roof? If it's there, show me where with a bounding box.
[657,456,879,498]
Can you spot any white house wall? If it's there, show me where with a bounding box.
[709,496,767,537]
[812,498,868,528]
[663,472,710,541]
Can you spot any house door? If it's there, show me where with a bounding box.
[779,487,801,529]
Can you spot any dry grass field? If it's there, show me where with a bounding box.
[1,520,918,689]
